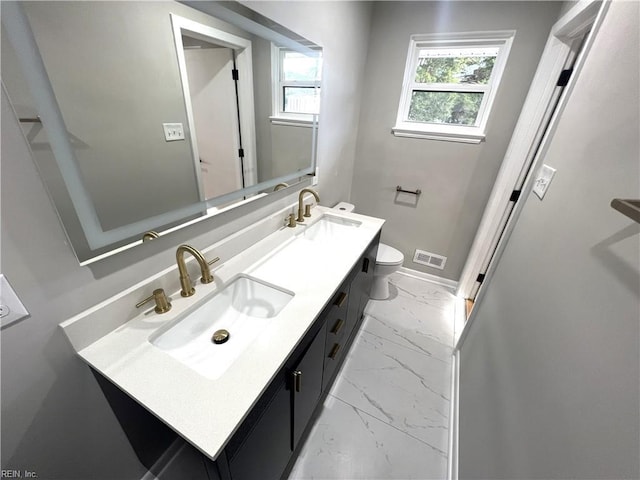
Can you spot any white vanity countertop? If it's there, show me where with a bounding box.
[64,206,383,460]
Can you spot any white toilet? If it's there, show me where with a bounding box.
[370,242,404,300]
[333,202,404,300]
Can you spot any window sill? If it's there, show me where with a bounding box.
[269,116,316,128]
[392,125,485,144]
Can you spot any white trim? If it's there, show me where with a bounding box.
[456,0,602,301]
[392,126,484,144]
[451,4,608,478]
[453,295,467,344]
[394,30,514,141]
[456,0,607,349]
[170,14,258,192]
[271,44,322,121]
[269,116,316,128]
[397,267,458,291]
[447,349,460,480]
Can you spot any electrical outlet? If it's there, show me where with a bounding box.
[312,167,319,186]
[533,164,556,200]
[162,123,185,142]
[0,274,30,328]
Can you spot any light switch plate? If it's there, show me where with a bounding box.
[0,274,30,328]
[162,123,185,142]
[533,164,556,200]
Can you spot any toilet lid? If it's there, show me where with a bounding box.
[376,243,404,266]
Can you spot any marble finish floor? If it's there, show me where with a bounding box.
[288,272,456,480]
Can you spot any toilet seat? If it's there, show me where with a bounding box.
[376,243,403,266]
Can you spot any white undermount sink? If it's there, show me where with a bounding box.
[300,214,362,242]
[150,275,294,380]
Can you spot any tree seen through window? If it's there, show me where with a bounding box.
[409,52,497,126]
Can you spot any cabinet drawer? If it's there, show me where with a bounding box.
[329,287,350,315]
[325,309,348,350]
[322,340,346,391]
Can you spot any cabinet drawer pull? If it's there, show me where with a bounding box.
[334,292,348,308]
[293,370,302,392]
[362,257,370,273]
[328,343,341,360]
[330,318,344,335]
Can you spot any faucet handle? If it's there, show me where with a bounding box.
[304,204,312,217]
[136,288,172,314]
[201,256,220,284]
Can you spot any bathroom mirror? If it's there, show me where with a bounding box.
[1,0,321,263]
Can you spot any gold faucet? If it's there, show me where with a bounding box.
[176,244,220,297]
[297,188,320,222]
[273,182,289,191]
[142,230,159,242]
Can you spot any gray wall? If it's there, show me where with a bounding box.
[246,0,373,208]
[0,2,372,478]
[458,2,640,478]
[252,36,315,184]
[351,1,562,281]
[8,2,211,231]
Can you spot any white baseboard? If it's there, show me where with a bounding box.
[447,350,460,480]
[398,267,458,291]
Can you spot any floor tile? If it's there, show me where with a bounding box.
[361,314,453,364]
[287,395,447,480]
[328,330,450,453]
[364,274,455,352]
[288,275,454,480]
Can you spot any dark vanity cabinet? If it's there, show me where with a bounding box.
[323,236,378,392]
[96,234,380,480]
[291,324,327,450]
[222,234,379,480]
[226,322,327,480]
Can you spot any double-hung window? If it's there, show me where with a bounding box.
[393,31,514,143]
[272,46,322,125]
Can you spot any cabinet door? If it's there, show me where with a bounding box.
[292,325,326,450]
[349,238,379,332]
[358,239,378,323]
[228,381,291,480]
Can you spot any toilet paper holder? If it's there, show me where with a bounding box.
[396,185,422,196]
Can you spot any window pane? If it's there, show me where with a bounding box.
[415,47,498,84]
[408,91,483,126]
[283,86,320,114]
[282,51,322,82]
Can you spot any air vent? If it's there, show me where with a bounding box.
[412,249,447,270]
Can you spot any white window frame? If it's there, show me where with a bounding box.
[270,44,321,127]
[393,31,515,144]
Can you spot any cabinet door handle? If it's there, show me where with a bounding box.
[293,370,302,393]
[330,318,344,335]
[334,291,348,308]
[362,257,370,273]
[328,343,341,360]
